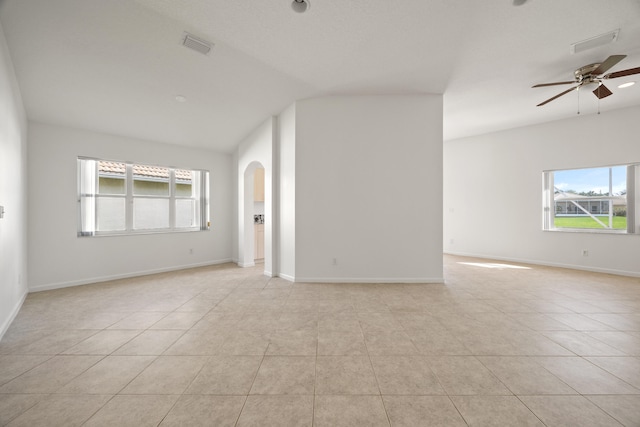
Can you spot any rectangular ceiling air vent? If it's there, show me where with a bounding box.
[570,29,619,54]
[182,33,213,55]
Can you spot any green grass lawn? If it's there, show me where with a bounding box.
[554,216,627,229]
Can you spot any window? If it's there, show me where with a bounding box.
[542,164,640,234]
[78,158,210,236]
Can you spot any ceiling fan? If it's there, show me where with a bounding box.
[533,55,640,106]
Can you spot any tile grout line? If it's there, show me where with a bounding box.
[361,314,392,427]
[313,316,318,427]
[232,274,273,427]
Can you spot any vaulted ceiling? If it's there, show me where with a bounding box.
[1,0,639,152]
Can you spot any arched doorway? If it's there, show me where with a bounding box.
[241,161,266,270]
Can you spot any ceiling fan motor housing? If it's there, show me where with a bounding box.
[574,63,601,84]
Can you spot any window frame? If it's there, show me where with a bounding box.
[78,157,210,237]
[542,163,639,235]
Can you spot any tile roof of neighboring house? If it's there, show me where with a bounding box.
[98,161,126,175]
[98,161,192,181]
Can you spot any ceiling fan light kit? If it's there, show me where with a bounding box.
[533,54,640,107]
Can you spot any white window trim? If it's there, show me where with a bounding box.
[78,157,210,237]
[542,163,639,235]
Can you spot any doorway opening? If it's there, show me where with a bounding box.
[242,161,267,271]
[253,167,265,263]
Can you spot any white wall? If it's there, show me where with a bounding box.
[294,95,444,282]
[278,103,296,281]
[235,117,275,275]
[444,105,640,277]
[28,122,233,291]
[231,150,239,268]
[0,22,28,338]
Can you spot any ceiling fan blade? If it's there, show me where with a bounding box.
[592,54,626,75]
[603,66,640,79]
[536,86,578,106]
[593,84,613,99]
[532,81,576,88]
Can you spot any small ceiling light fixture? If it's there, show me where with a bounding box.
[175,95,187,103]
[513,0,529,6]
[291,0,310,13]
[618,81,636,89]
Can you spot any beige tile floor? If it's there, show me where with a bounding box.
[1,255,640,426]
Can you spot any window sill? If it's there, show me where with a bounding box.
[78,228,209,238]
[543,228,629,235]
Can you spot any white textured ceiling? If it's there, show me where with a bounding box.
[1,0,639,152]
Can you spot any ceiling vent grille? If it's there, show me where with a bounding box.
[182,33,213,55]
[570,29,619,54]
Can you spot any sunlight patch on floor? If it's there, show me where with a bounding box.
[458,262,532,270]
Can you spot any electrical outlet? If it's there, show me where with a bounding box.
[582,249,589,257]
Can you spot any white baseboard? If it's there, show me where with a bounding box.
[293,277,444,284]
[0,289,28,341]
[238,262,255,268]
[444,250,640,278]
[272,273,443,284]
[29,258,234,293]
[278,273,295,282]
